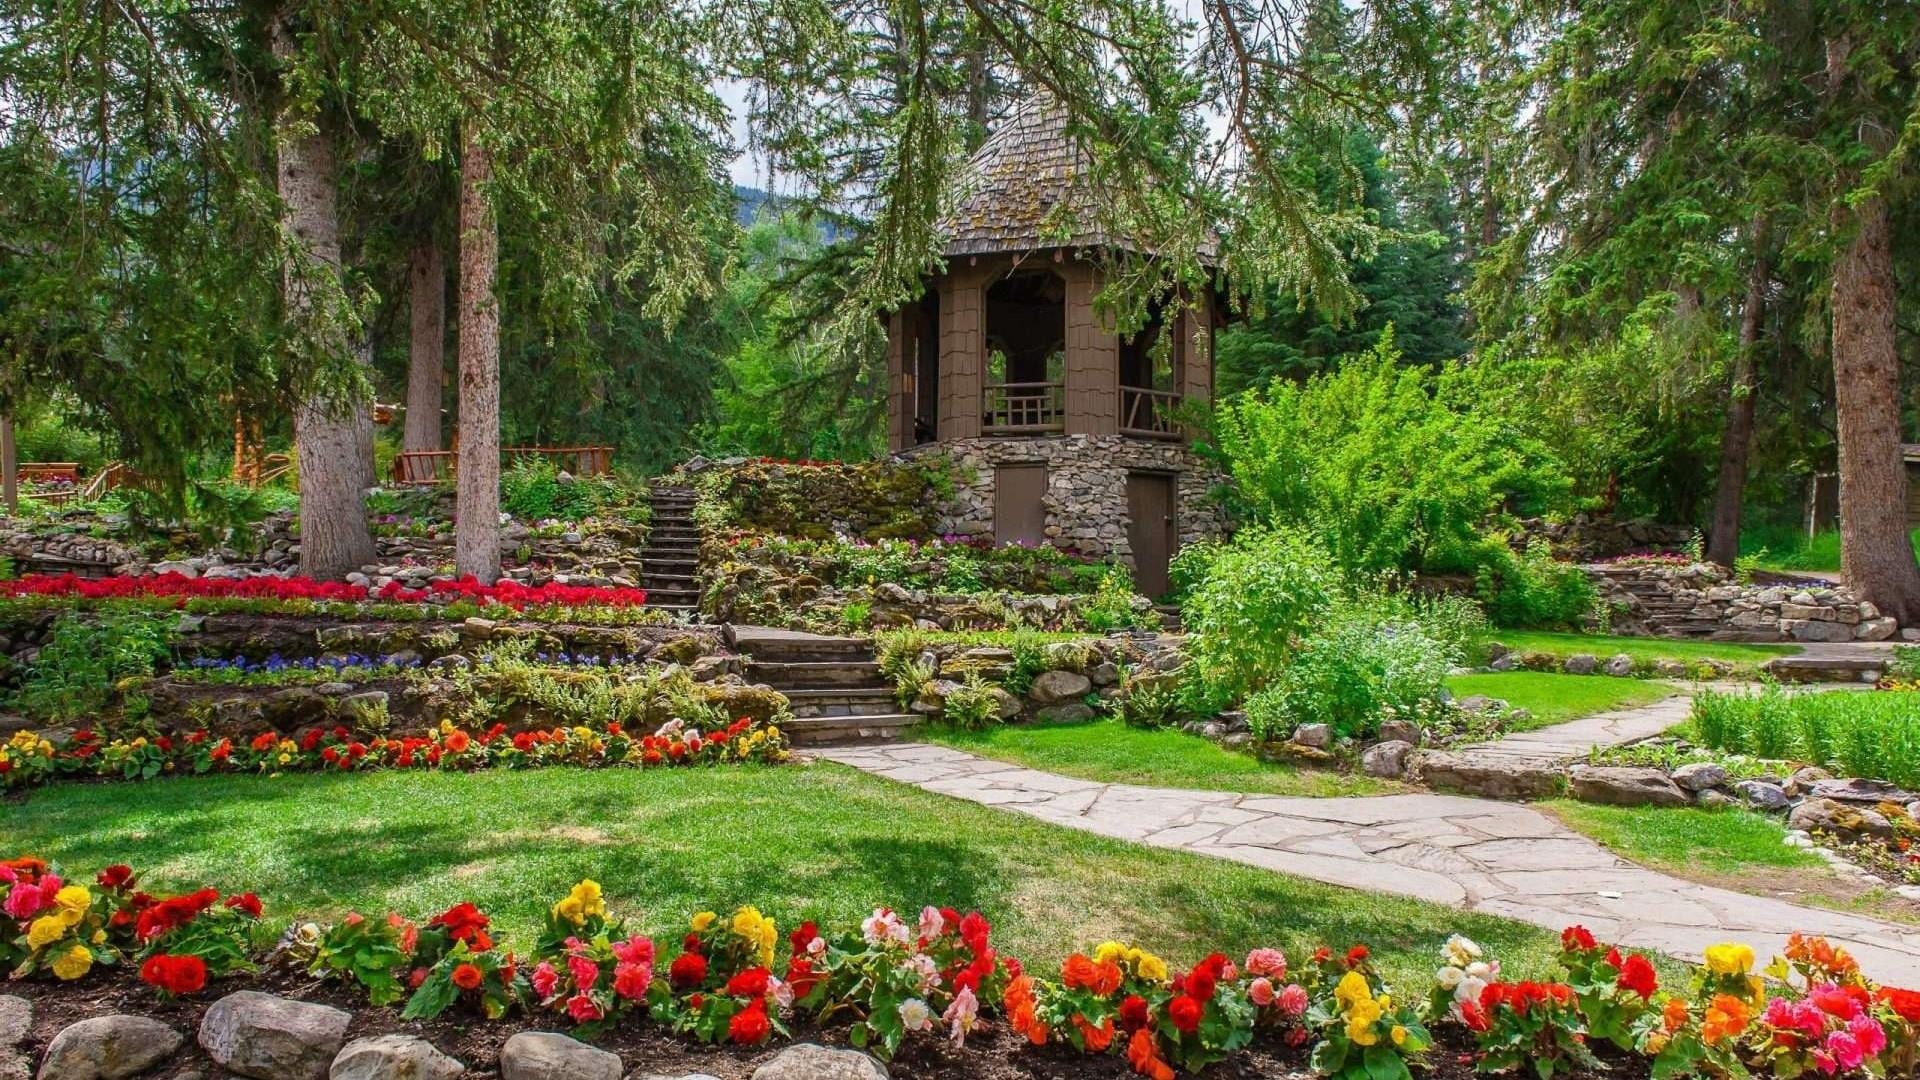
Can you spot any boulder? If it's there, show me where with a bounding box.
[749,1044,889,1080]
[1290,723,1334,750]
[1086,662,1121,687]
[1376,719,1422,747]
[0,997,28,1046]
[337,690,389,722]
[1855,617,1898,642]
[1562,653,1599,675]
[1484,641,1510,662]
[1653,660,1690,679]
[986,687,1023,721]
[499,1034,620,1080]
[1487,653,1519,672]
[1603,654,1635,677]
[1028,670,1092,704]
[1783,766,1833,798]
[329,1036,464,1080]
[1034,702,1096,724]
[1696,790,1739,809]
[1567,766,1689,807]
[1735,780,1790,812]
[1670,762,1729,793]
[1361,740,1414,779]
[198,992,351,1080]
[1786,620,1854,643]
[1787,798,1893,841]
[40,1015,183,1080]
[1807,778,1917,806]
[1410,751,1564,800]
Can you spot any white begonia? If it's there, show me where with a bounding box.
[1436,965,1465,990]
[898,997,933,1032]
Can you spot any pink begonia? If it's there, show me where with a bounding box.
[918,905,946,941]
[1248,977,1276,1007]
[1278,984,1310,1017]
[905,953,941,991]
[613,961,652,1000]
[1244,948,1287,980]
[944,985,980,1046]
[530,961,560,999]
[611,935,655,965]
[862,907,909,947]
[566,992,603,1023]
[1847,1014,1887,1059]
[5,873,60,920]
[568,955,600,993]
[1825,1030,1864,1072]
[1764,998,1825,1039]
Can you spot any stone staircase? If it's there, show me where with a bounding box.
[731,627,918,745]
[640,486,702,616]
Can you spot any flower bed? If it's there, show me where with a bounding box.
[5,857,1919,1078]
[5,572,650,610]
[0,714,785,790]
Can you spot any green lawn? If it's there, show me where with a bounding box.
[1445,672,1677,732]
[1545,801,1822,876]
[1740,524,1920,575]
[921,716,1393,797]
[5,764,1566,985]
[1477,630,1797,669]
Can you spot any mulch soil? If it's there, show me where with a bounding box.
[7,968,1654,1080]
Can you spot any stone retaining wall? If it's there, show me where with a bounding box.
[1519,515,1694,561]
[1587,562,1910,642]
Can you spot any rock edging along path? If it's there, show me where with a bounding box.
[1447,692,1696,769]
[819,742,1920,985]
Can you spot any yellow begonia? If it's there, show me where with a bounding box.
[1093,942,1128,966]
[50,944,92,980]
[1390,1025,1408,1047]
[53,885,92,927]
[1133,950,1169,982]
[1347,1018,1380,1046]
[1335,970,1373,1011]
[732,905,777,965]
[551,880,606,926]
[691,911,718,933]
[27,916,67,949]
[1705,943,1755,976]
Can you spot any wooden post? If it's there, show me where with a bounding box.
[1,414,15,513]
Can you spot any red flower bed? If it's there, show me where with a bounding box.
[3,572,647,609]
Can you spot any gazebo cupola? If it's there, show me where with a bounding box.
[883,96,1221,451]
[880,96,1229,597]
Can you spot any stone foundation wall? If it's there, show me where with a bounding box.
[1588,562,1909,642]
[901,435,1230,563]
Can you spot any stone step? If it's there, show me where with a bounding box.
[1761,656,1886,684]
[783,687,904,717]
[785,713,919,745]
[748,660,884,688]
[643,572,698,584]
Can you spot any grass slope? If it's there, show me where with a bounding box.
[922,717,1392,798]
[5,764,1563,985]
[1445,673,1676,732]
[1477,631,1797,668]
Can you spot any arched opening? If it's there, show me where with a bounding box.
[1119,298,1182,437]
[982,271,1066,432]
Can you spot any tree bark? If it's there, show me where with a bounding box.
[1,414,16,514]
[455,120,501,584]
[404,240,445,452]
[1705,235,1769,568]
[1831,192,1920,621]
[273,12,376,580]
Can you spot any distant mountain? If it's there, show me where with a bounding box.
[733,185,776,226]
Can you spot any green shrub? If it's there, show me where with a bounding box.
[14,612,173,722]
[1112,669,1186,729]
[1248,603,1457,741]
[1175,528,1342,711]
[1471,539,1598,630]
[500,458,630,522]
[940,676,1004,730]
[1080,565,1149,631]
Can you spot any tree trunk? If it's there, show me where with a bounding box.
[1,414,16,514]
[273,12,376,580]
[455,120,501,584]
[1831,192,1920,621]
[1706,236,1769,568]
[404,240,445,452]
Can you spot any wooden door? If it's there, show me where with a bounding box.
[994,465,1048,547]
[1126,472,1175,598]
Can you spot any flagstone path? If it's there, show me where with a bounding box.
[1447,693,1696,769]
[821,713,1920,983]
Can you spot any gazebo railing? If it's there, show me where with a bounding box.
[390,446,616,486]
[983,382,1065,433]
[1120,386,1182,438]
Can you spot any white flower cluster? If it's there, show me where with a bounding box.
[1434,934,1497,1017]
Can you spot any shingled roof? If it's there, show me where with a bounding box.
[937,96,1109,257]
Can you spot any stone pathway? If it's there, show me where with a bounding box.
[1449,694,1694,769]
[820,741,1920,985]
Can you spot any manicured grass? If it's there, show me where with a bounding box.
[1445,672,1677,732]
[1477,630,1798,669]
[1545,801,1823,876]
[2,765,1565,986]
[921,716,1393,797]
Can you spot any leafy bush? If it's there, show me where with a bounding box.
[940,676,1005,730]
[1209,329,1570,576]
[499,458,633,522]
[1174,528,1342,712]
[1079,565,1151,631]
[1690,687,1920,787]
[14,612,173,722]
[1470,539,1598,630]
[1112,669,1187,728]
[1244,602,1458,741]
